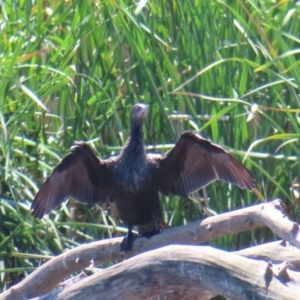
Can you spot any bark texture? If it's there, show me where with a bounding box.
[1,200,299,300]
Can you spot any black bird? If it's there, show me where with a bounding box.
[31,103,256,250]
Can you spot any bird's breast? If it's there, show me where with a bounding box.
[112,160,154,192]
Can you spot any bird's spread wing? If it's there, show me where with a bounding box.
[153,131,256,197]
[31,142,113,218]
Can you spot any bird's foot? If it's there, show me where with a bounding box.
[140,220,170,238]
[156,219,170,231]
[120,221,171,252]
[120,231,138,252]
[140,229,161,238]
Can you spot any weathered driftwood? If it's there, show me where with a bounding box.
[36,245,300,300]
[237,240,300,271]
[27,240,300,300]
[1,200,299,300]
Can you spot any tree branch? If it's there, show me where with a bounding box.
[236,240,300,271]
[39,245,300,300]
[1,200,299,300]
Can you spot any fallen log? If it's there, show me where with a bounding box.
[37,245,300,300]
[1,200,299,300]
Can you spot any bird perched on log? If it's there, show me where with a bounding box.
[31,103,256,250]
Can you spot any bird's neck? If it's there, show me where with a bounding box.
[130,120,143,138]
[113,123,149,190]
[121,121,146,160]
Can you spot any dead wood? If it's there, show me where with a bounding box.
[35,245,300,300]
[236,240,300,271]
[1,200,299,300]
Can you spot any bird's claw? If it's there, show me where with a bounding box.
[140,229,161,238]
[120,231,138,252]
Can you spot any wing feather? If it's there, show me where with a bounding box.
[154,131,256,197]
[31,142,113,218]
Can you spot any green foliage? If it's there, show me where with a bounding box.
[0,0,299,290]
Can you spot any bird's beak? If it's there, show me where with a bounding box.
[140,104,149,119]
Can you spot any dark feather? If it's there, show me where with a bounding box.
[31,142,114,218]
[31,104,256,250]
[153,131,256,197]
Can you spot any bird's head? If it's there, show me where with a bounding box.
[130,103,148,124]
